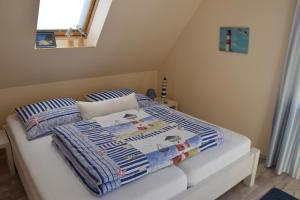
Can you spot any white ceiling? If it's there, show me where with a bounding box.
[0,0,203,89]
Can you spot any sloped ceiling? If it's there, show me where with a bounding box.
[0,0,203,89]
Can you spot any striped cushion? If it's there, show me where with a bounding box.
[85,88,157,108]
[16,97,76,122]
[16,98,82,140]
[85,88,135,102]
[135,93,158,108]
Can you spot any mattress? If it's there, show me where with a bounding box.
[6,114,187,200]
[178,128,251,186]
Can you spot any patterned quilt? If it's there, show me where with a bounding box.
[52,104,224,196]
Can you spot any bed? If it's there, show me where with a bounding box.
[5,112,259,200]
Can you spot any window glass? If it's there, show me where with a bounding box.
[37,0,92,30]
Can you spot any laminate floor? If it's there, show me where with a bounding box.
[0,149,299,200]
[0,150,26,200]
[218,160,300,200]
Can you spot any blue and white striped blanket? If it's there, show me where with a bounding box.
[52,105,223,196]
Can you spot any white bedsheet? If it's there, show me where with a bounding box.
[6,114,187,200]
[178,128,251,186]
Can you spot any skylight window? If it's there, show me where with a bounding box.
[35,0,112,49]
[37,0,97,34]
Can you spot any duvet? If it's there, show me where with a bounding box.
[52,104,224,196]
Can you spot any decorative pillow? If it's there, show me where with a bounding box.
[16,98,82,140]
[85,88,135,101]
[135,93,158,108]
[85,88,157,108]
[77,93,139,120]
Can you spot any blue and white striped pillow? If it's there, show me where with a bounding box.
[16,98,82,140]
[135,94,158,108]
[85,89,158,108]
[85,88,135,102]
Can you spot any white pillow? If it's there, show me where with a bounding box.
[77,93,139,120]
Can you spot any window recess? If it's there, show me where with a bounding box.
[35,0,112,49]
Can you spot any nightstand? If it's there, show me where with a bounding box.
[155,98,178,110]
[0,129,15,176]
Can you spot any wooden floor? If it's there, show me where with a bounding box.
[0,149,300,200]
[0,150,26,200]
[218,161,300,200]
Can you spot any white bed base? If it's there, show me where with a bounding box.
[4,125,42,200]
[172,148,260,200]
[5,124,260,200]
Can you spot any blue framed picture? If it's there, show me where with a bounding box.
[36,32,56,48]
[219,27,249,54]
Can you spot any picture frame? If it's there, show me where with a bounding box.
[219,27,249,54]
[36,31,57,48]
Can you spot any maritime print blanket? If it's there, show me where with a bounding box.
[52,105,223,196]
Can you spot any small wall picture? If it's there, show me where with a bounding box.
[219,27,249,54]
[36,32,56,48]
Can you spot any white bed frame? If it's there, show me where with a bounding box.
[172,148,260,200]
[4,125,260,200]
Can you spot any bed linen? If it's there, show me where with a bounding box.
[6,114,252,200]
[6,114,187,200]
[86,88,135,102]
[77,93,139,119]
[52,104,224,196]
[15,97,81,140]
[86,90,159,109]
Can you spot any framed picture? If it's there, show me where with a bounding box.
[36,32,56,48]
[219,27,249,54]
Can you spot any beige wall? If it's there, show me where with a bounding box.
[0,0,202,89]
[0,71,157,125]
[159,0,297,155]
